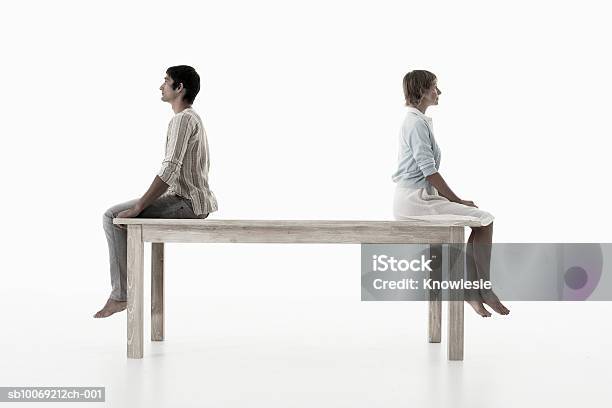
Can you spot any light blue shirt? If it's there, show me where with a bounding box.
[392,107,441,189]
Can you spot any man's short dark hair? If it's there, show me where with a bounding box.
[166,65,200,104]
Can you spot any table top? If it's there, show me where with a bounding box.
[113,218,483,228]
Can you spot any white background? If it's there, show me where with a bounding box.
[1,1,611,407]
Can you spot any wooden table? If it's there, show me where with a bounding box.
[113,219,478,361]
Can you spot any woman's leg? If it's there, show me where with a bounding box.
[471,222,510,315]
[465,229,492,317]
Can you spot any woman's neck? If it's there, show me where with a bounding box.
[409,103,428,114]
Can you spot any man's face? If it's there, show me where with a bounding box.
[159,75,182,102]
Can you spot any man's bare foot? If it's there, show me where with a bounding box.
[93,298,127,318]
[480,290,510,315]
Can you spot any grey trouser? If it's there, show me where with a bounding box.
[103,193,208,301]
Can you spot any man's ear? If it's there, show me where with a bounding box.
[176,82,184,93]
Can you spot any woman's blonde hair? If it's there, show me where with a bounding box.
[402,70,437,106]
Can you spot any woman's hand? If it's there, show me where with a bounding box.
[459,199,478,208]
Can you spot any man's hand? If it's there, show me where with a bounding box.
[114,176,168,230]
[117,206,142,218]
[116,205,143,230]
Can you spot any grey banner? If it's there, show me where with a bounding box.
[0,387,105,402]
[361,243,611,301]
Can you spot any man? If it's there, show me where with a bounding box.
[94,65,218,318]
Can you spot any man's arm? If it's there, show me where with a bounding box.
[133,175,169,213]
[116,176,169,222]
[119,114,193,219]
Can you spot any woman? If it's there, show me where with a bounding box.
[392,70,509,317]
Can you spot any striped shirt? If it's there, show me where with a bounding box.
[391,107,442,189]
[158,107,218,215]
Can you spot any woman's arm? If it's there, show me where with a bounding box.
[426,172,476,207]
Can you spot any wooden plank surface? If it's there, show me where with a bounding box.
[113,219,483,227]
[141,224,453,244]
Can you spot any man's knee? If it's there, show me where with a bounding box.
[103,207,117,228]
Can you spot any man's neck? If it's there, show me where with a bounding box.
[171,99,192,114]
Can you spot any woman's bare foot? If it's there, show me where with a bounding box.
[93,298,127,318]
[465,291,491,317]
[480,290,510,315]
[466,300,492,317]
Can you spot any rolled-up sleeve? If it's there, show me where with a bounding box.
[406,119,437,177]
[158,114,193,186]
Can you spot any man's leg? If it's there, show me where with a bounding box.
[95,198,139,318]
[95,193,207,318]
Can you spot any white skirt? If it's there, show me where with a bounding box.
[393,184,494,226]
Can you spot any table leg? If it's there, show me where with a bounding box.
[428,244,442,343]
[151,243,165,341]
[448,226,465,361]
[127,225,144,358]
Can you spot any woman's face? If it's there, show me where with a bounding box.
[422,80,441,106]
